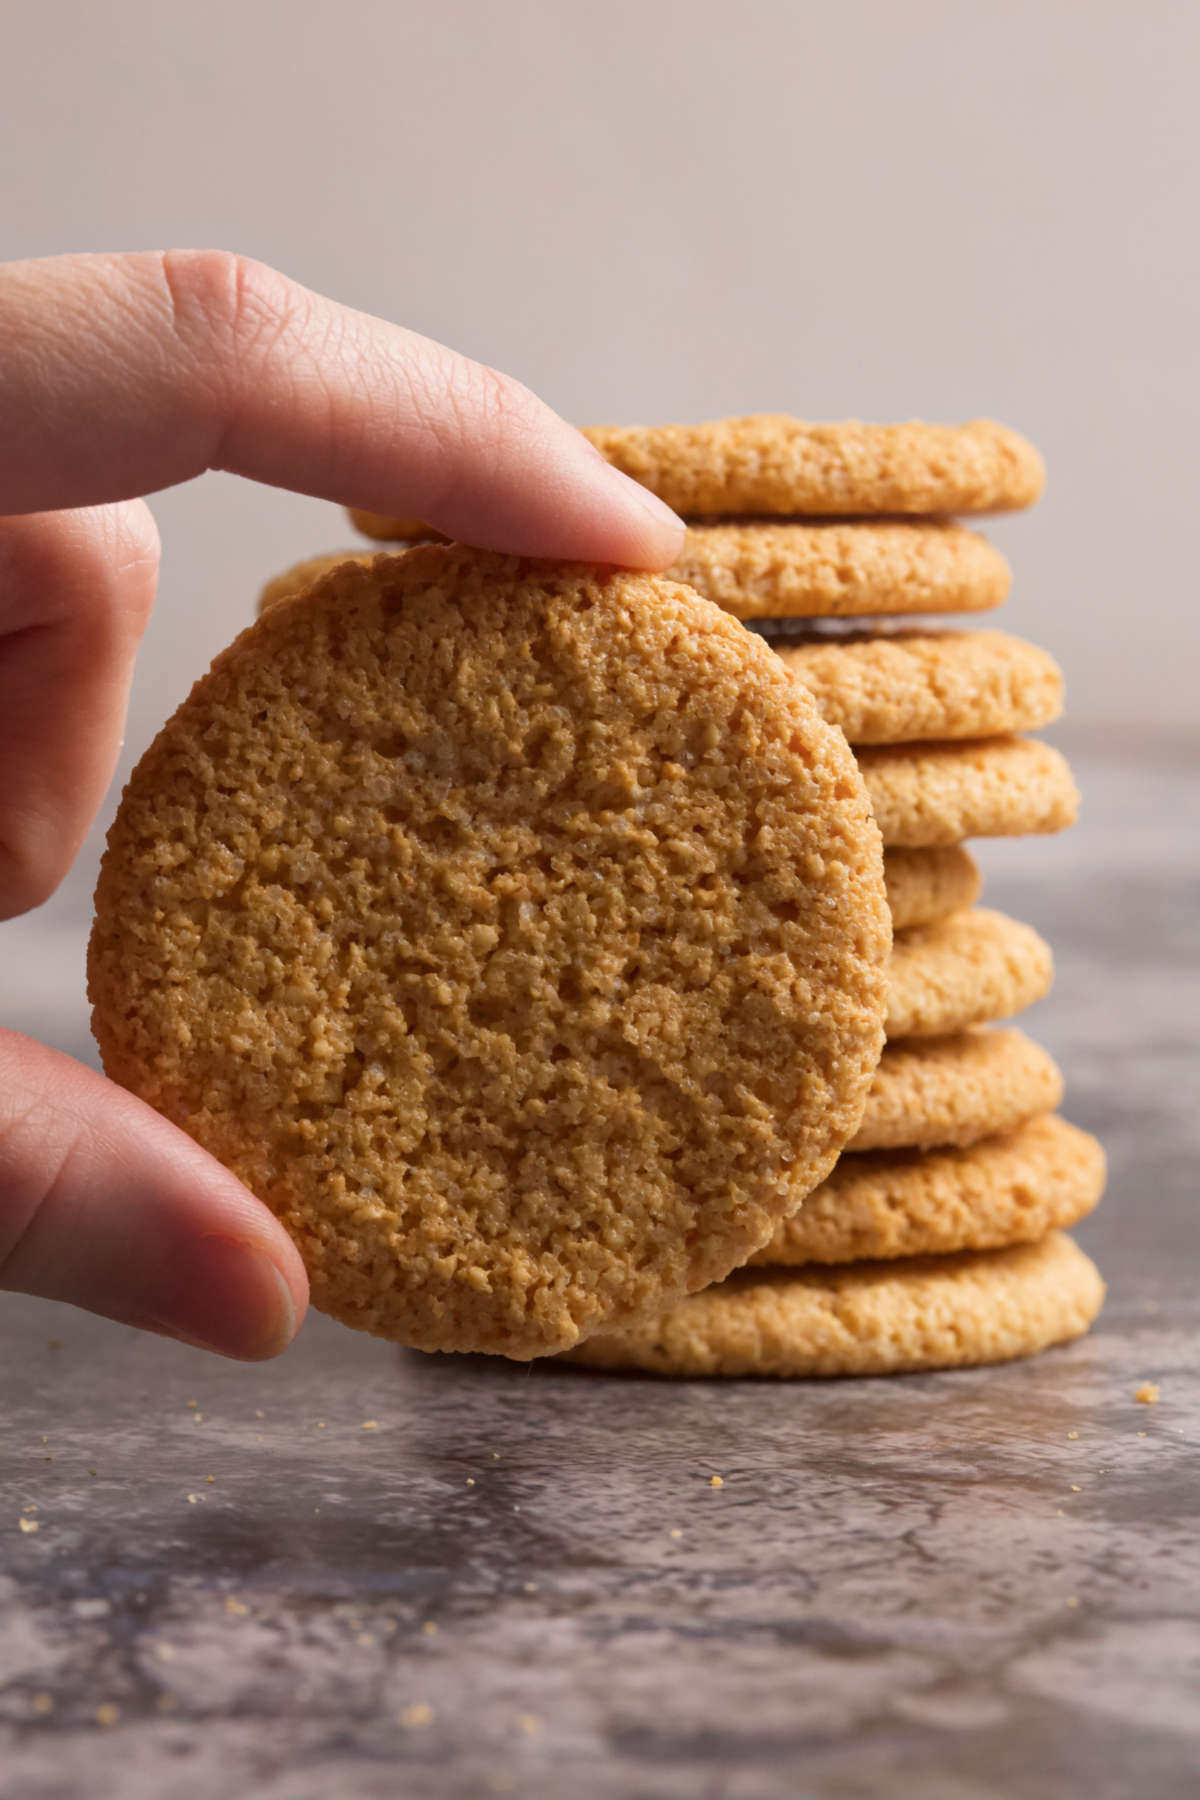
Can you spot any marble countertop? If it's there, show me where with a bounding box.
[2,730,1198,1800]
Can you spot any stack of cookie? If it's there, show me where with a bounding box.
[266,416,1106,1379]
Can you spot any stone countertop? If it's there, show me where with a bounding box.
[2,731,1198,1800]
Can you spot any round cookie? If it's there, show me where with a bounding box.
[775,629,1063,745]
[564,1232,1104,1378]
[668,521,1011,619]
[750,1114,1104,1266]
[886,908,1052,1039]
[259,550,377,613]
[579,417,1045,517]
[883,846,982,931]
[90,546,890,1361]
[858,736,1079,847]
[346,517,1011,621]
[852,1028,1063,1152]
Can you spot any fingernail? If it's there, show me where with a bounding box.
[609,469,686,558]
[153,1236,300,1361]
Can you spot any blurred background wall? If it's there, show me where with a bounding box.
[2,0,1197,1049]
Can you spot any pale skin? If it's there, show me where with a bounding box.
[0,250,685,1360]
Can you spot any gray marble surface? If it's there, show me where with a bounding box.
[2,731,1198,1799]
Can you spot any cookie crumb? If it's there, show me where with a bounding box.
[18,1518,39,1534]
[186,1400,198,1409]
[254,1410,264,1419]
[23,1504,37,1514]
[206,1475,215,1484]
[1067,1431,1079,1440]
[356,1633,375,1648]
[399,1702,434,1729]
[515,1712,543,1736]
[317,1421,326,1429]
[669,1529,683,1540]
[155,1643,177,1662]
[709,1475,725,1488]
[422,1620,438,1636]
[361,1420,379,1432]
[522,1583,539,1594]
[1137,1430,1147,1438]
[223,1596,249,1617]
[186,1494,201,1505]
[1070,1485,1081,1493]
[1134,1383,1160,1405]
[465,1477,475,1486]
[31,1693,53,1715]
[94,1703,120,1729]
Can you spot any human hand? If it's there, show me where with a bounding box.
[0,250,685,1358]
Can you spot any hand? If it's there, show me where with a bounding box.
[0,250,685,1359]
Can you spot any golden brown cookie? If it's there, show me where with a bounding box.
[775,629,1063,745]
[259,551,377,613]
[579,417,1044,517]
[851,1028,1062,1152]
[90,547,890,1360]
[750,1115,1103,1266]
[886,908,1052,1039]
[564,1232,1104,1377]
[347,515,1012,620]
[667,519,1011,618]
[858,736,1079,847]
[883,846,982,931]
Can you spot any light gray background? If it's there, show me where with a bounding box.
[2,0,1198,1036]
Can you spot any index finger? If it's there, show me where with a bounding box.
[0,250,683,567]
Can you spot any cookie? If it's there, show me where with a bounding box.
[851,1028,1062,1152]
[858,736,1079,847]
[775,629,1063,745]
[579,417,1044,517]
[750,1115,1103,1266]
[90,546,890,1360]
[564,1231,1104,1377]
[883,845,982,931]
[259,550,376,613]
[886,908,1052,1039]
[348,515,1012,620]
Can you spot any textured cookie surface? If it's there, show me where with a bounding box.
[565,1231,1103,1377]
[852,1028,1062,1151]
[751,1115,1104,1266]
[886,908,1052,1038]
[90,547,889,1360]
[260,550,376,613]
[776,629,1063,745]
[883,846,982,931]
[667,520,1011,619]
[345,518,1010,621]
[579,418,1044,517]
[859,736,1080,847]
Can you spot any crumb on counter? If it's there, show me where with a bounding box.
[1135,1382,1160,1405]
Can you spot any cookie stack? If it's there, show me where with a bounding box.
[334,417,1106,1379]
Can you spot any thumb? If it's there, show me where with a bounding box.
[0,1029,308,1358]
